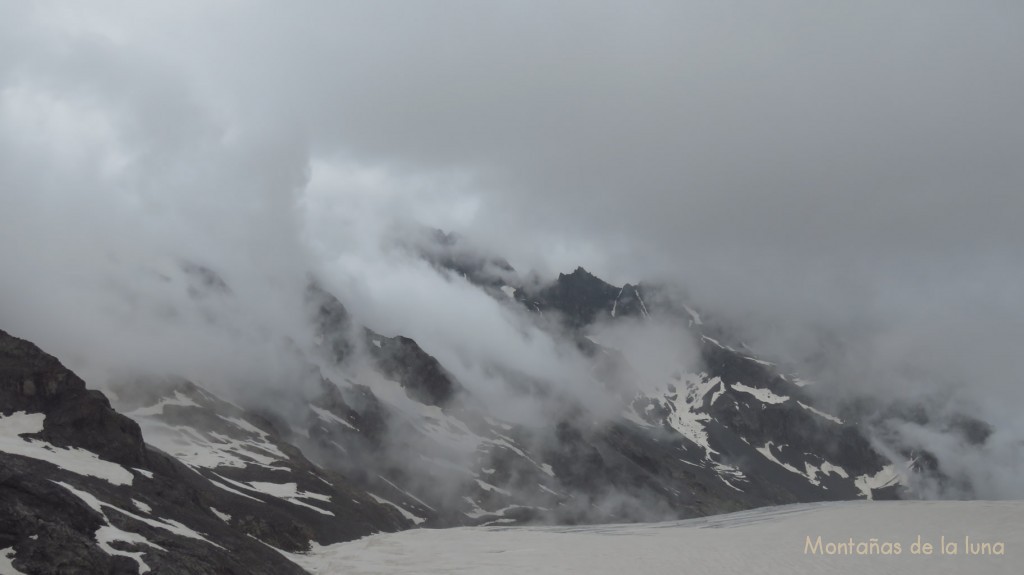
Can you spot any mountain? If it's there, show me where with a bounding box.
[1,243,916,572]
[0,329,407,574]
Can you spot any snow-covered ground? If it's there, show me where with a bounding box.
[278,501,1022,574]
[0,411,135,486]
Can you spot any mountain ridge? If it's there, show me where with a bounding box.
[0,250,915,573]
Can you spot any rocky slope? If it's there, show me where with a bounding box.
[1,243,918,572]
[0,329,407,574]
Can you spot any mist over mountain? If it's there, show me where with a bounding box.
[1,1,1022,572]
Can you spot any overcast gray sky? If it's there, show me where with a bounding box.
[3,2,1020,272]
[2,1,1023,495]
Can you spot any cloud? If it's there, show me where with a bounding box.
[0,0,1022,498]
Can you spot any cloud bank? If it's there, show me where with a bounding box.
[1,1,1022,497]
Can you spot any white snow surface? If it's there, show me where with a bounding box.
[54,481,221,546]
[94,525,163,573]
[0,546,24,574]
[742,355,774,367]
[52,480,221,572]
[634,288,649,317]
[610,287,623,317]
[125,391,201,417]
[133,499,152,514]
[756,442,805,477]
[855,464,903,499]
[798,401,844,425]
[368,493,426,525]
[213,475,335,516]
[711,460,748,492]
[701,335,735,351]
[475,479,512,496]
[732,382,789,405]
[311,406,359,431]
[755,442,852,489]
[132,414,290,471]
[378,476,435,511]
[645,374,723,457]
[276,501,1022,574]
[0,411,134,486]
[210,507,232,522]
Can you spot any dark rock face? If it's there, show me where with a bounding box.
[517,267,624,328]
[307,279,458,407]
[110,376,412,547]
[367,333,459,407]
[0,329,409,574]
[376,249,924,520]
[284,267,910,529]
[0,329,147,468]
[697,338,886,478]
[503,270,906,514]
[0,466,122,575]
[1,250,926,570]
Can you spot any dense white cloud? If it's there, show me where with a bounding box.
[1,1,1022,496]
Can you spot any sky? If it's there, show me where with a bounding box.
[1,1,1022,497]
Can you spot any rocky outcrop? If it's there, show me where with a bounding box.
[0,253,922,572]
[0,329,409,574]
[516,267,624,328]
[0,330,147,468]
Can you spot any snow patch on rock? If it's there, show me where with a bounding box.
[0,412,134,486]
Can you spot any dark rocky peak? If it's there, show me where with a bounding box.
[0,329,147,469]
[519,267,632,329]
[0,330,326,573]
[561,266,608,286]
[0,328,83,413]
[365,330,461,407]
[414,228,518,289]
